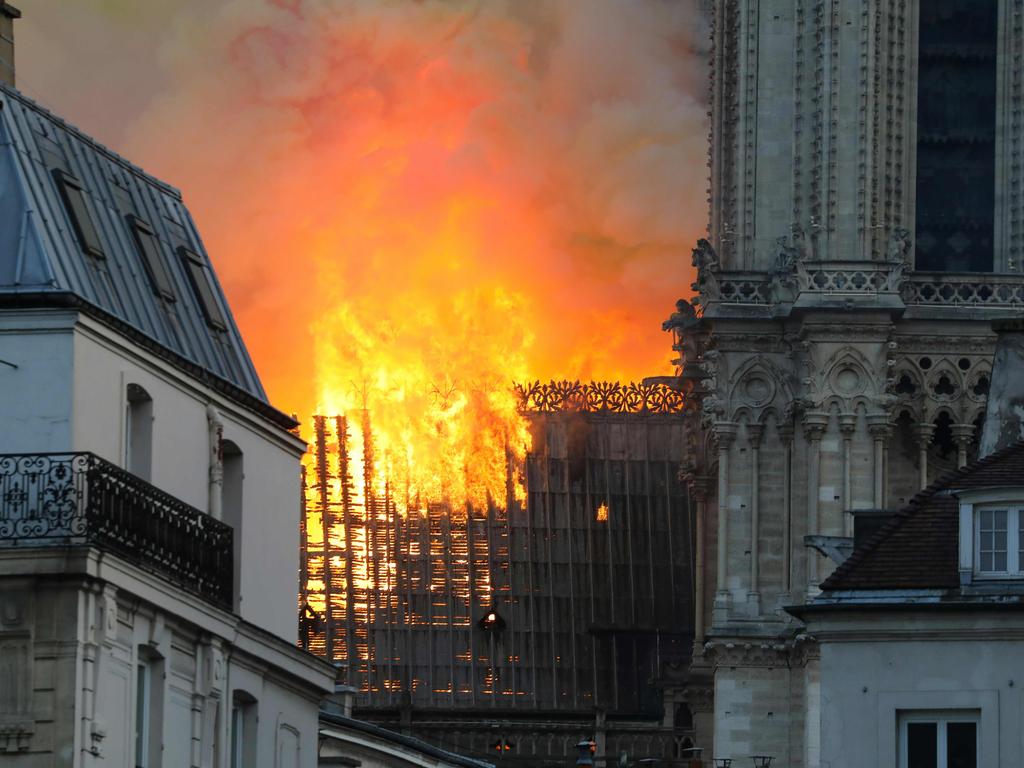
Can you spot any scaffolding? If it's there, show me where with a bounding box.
[300,381,693,718]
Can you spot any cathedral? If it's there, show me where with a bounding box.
[668,1,1023,764]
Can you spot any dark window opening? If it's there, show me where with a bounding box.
[129,216,176,302]
[179,246,227,331]
[53,169,104,259]
[932,411,956,460]
[933,375,957,397]
[125,384,153,482]
[914,0,997,273]
[223,440,244,610]
[896,374,918,396]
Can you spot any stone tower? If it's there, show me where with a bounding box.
[667,1,1024,764]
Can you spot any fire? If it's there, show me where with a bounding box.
[313,286,532,510]
[21,2,707,512]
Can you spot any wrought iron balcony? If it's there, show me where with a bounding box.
[0,453,232,608]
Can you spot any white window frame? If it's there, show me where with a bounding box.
[973,506,1018,577]
[898,710,979,768]
[955,489,1024,584]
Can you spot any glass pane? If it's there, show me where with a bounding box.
[993,549,1007,572]
[979,510,1008,572]
[231,706,243,768]
[181,248,227,330]
[58,175,105,257]
[135,664,148,768]
[132,218,176,301]
[1019,521,1023,573]
[946,722,977,768]
[914,0,997,272]
[907,722,937,768]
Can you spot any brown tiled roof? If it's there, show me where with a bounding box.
[821,441,1024,591]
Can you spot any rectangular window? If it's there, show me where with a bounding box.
[914,0,997,273]
[178,246,227,331]
[899,712,978,768]
[135,660,150,768]
[231,693,257,768]
[974,507,1024,576]
[231,704,244,768]
[53,169,105,259]
[129,216,176,302]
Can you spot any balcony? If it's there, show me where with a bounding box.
[0,453,232,608]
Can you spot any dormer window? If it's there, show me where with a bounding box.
[128,216,176,302]
[976,508,1020,575]
[956,491,1024,582]
[53,169,104,259]
[179,246,227,331]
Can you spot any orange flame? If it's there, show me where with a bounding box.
[21,1,707,511]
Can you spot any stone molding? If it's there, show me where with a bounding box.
[702,639,792,670]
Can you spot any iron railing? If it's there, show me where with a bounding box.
[0,452,233,608]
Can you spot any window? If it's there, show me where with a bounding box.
[899,711,977,768]
[222,440,243,610]
[135,660,150,768]
[134,653,163,768]
[125,384,153,482]
[231,692,257,768]
[129,216,176,302]
[179,247,227,331]
[53,169,105,259]
[974,506,1024,576]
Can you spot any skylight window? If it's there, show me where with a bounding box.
[53,169,104,259]
[179,246,227,331]
[128,216,176,302]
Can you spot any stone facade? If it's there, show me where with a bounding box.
[668,1,1024,763]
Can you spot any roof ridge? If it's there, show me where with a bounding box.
[0,83,182,199]
[821,439,1024,590]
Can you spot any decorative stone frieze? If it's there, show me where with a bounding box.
[702,640,792,670]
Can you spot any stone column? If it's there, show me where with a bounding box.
[713,422,738,620]
[951,424,975,468]
[839,413,856,536]
[867,415,891,508]
[690,475,711,647]
[747,423,763,615]
[778,423,794,596]
[916,422,935,489]
[803,412,829,596]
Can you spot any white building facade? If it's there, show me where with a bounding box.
[0,18,333,766]
[668,1,1024,764]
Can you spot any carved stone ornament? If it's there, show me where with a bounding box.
[691,238,721,302]
[702,640,792,669]
[885,227,911,263]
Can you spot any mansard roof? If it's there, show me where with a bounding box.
[821,440,1024,592]
[0,83,275,410]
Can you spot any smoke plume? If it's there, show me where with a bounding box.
[19,0,707,503]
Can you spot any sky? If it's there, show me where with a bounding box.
[15,0,707,431]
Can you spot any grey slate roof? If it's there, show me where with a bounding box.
[821,440,1024,592]
[0,83,269,403]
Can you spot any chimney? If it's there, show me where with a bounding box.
[979,317,1024,458]
[0,3,20,88]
